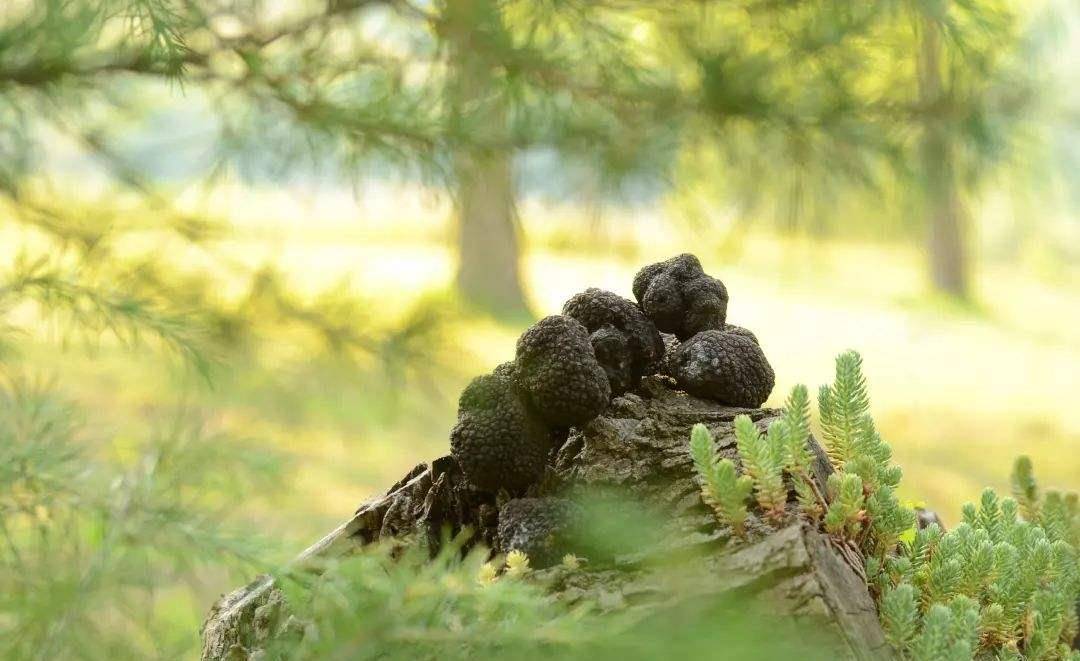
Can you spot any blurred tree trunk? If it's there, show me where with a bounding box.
[454,150,528,317]
[918,12,971,300]
[444,0,530,317]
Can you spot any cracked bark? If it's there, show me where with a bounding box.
[201,377,892,660]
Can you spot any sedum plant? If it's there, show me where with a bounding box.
[696,385,824,529]
[733,416,788,522]
[690,423,753,536]
[779,385,824,522]
[690,350,914,556]
[879,464,1079,660]
[690,350,1080,660]
[823,472,866,538]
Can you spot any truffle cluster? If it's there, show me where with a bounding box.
[562,288,664,395]
[449,372,550,493]
[631,255,774,407]
[448,253,775,500]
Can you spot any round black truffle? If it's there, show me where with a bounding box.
[515,315,611,427]
[450,372,551,493]
[671,328,774,407]
[497,497,579,567]
[723,323,759,345]
[562,288,664,394]
[632,254,729,340]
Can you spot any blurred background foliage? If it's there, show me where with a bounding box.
[0,0,1078,658]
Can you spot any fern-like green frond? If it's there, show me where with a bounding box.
[818,350,870,471]
[780,384,813,474]
[690,423,753,536]
[734,415,786,522]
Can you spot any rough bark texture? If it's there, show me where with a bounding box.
[201,378,892,660]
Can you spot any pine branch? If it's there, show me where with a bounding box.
[0,256,211,375]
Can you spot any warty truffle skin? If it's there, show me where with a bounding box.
[562,288,664,395]
[722,323,759,346]
[659,325,755,377]
[671,328,775,407]
[497,497,579,568]
[450,372,551,493]
[514,315,611,427]
[632,254,729,340]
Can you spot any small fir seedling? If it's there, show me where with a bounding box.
[689,423,752,536]
[866,484,916,559]
[909,602,978,661]
[882,457,1079,660]
[816,352,914,554]
[779,384,813,471]
[694,352,1079,661]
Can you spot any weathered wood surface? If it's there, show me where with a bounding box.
[201,377,891,660]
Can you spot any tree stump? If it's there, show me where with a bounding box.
[201,377,892,660]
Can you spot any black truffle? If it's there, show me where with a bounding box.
[670,328,774,407]
[722,323,759,345]
[515,315,611,427]
[562,288,664,394]
[492,360,517,381]
[450,371,551,493]
[632,254,729,340]
[497,497,579,567]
